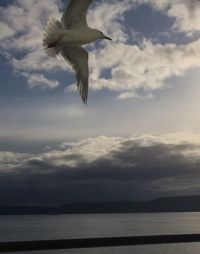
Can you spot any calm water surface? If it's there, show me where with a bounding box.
[0,212,200,253]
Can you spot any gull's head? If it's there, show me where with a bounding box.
[94,30,112,41]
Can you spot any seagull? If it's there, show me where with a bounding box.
[43,0,112,104]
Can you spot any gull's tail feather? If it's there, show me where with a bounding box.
[43,18,63,58]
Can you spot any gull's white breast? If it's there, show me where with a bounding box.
[59,29,99,46]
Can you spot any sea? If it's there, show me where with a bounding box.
[0,212,200,254]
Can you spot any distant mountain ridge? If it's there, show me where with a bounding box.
[1,195,200,215]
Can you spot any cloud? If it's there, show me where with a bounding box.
[0,0,66,87]
[0,151,30,171]
[132,0,200,35]
[87,0,200,99]
[87,0,133,42]
[159,0,200,35]
[0,22,15,40]
[89,38,200,97]
[1,133,200,205]
[1,0,200,99]
[21,72,60,89]
[118,91,153,100]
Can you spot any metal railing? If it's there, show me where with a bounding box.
[1,234,200,252]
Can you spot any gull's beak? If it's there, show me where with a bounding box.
[104,35,112,41]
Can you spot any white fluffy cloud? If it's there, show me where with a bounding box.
[153,0,200,34]
[0,151,29,171]
[0,0,65,88]
[1,132,200,172]
[87,0,133,42]
[89,38,200,98]
[2,132,200,203]
[1,0,200,98]
[22,72,60,89]
[128,0,200,34]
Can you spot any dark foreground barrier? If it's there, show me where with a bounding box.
[1,234,200,252]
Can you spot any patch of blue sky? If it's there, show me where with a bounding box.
[100,69,112,80]
[0,0,13,7]
[124,4,174,43]
[0,50,76,102]
[124,3,198,46]
[0,59,29,99]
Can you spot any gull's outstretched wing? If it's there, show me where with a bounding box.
[61,0,94,29]
[61,46,89,104]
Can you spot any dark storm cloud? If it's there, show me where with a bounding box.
[1,135,200,205]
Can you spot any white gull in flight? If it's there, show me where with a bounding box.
[43,0,112,104]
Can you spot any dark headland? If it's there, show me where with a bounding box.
[1,195,200,215]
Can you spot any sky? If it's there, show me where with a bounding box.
[0,0,200,205]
